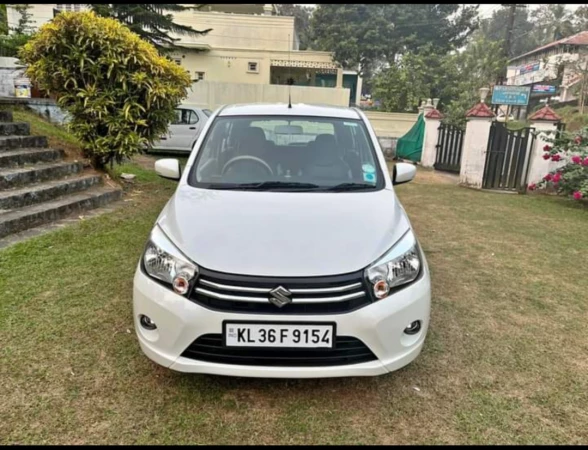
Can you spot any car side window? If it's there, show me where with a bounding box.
[172,109,199,125]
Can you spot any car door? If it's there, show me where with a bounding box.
[166,108,201,152]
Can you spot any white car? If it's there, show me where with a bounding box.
[133,103,431,378]
[149,105,212,152]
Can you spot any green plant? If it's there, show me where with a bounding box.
[18,10,191,167]
[529,127,588,200]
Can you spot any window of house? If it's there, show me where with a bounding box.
[195,72,205,81]
[56,4,81,12]
[173,58,182,66]
[172,109,199,125]
[247,62,259,73]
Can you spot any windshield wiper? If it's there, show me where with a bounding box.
[320,182,376,192]
[209,181,322,191]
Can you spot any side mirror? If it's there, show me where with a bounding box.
[155,159,181,181]
[392,162,416,185]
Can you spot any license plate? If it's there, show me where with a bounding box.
[223,322,335,348]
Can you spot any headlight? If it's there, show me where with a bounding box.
[365,230,421,299]
[143,226,198,295]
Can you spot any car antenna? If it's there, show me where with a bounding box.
[287,33,292,109]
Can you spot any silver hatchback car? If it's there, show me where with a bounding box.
[150,104,212,153]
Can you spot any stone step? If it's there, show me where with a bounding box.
[0,111,13,122]
[0,185,122,239]
[0,161,84,189]
[0,174,102,211]
[0,148,64,168]
[0,122,30,136]
[0,135,48,151]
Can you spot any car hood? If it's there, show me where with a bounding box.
[157,186,411,277]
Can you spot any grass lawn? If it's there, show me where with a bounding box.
[1,156,587,444]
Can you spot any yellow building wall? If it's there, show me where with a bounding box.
[185,81,351,109]
[172,48,340,86]
[171,10,297,51]
[363,111,419,138]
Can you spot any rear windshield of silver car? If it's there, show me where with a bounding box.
[188,115,385,192]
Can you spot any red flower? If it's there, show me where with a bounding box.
[543,145,552,152]
[583,157,588,166]
[542,153,551,160]
[528,183,536,191]
[552,172,562,183]
[573,191,583,200]
[543,173,553,182]
[572,155,582,164]
[551,154,562,162]
[574,136,582,145]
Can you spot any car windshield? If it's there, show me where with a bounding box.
[189,115,384,192]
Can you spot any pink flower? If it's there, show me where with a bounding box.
[543,173,553,182]
[528,183,536,191]
[543,153,551,160]
[583,157,588,166]
[543,145,552,152]
[573,191,583,200]
[572,155,582,164]
[551,154,562,162]
[552,172,562,183]
[574,136,582,145]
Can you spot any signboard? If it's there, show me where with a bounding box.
[519,62,540,75]
[532,84,556,94]
[491,85,531,106]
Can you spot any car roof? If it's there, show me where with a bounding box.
[217,103,362,119]
[178,103,210,111]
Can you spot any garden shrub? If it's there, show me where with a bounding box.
[529,126,588,201]
[19,11,191,167]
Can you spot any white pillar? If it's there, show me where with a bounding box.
[335,69,343,88]
[525,105,563,186]
[420,109,442,168]
[355,75,363,106]
[526,121,562,185]
[459,100,495,188]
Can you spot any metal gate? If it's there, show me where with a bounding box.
[482,122,536,192]
[434,123,464,173]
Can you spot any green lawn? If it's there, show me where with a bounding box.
[1,160,587,444]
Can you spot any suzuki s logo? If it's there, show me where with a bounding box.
[269,286,292,308]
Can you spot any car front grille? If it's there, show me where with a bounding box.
[181,334,377,367]
[188,268,373,314]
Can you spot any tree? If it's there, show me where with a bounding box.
[19,11,192,167]
[310,4,392,76]
[310,4,478,76]
[476,6,539,59]
[13,4,33,34]
[90,4,211,53]
[573,6,588,33]
[0,4,34,57]
[441,36,507,126]
[276,4,313,51]
[531,4,575,45]
[0,4,9,35]
[372,45,446,112]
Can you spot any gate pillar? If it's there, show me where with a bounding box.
[525,105,563,186]
[420,107,444,168]
[460,102,495,188]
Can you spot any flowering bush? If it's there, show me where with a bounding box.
[531,126,588,201]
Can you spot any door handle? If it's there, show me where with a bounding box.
[189,127,197,130]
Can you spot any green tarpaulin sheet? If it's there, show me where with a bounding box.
[396,113,424,162]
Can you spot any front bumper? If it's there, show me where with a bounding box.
[132,264,431,378]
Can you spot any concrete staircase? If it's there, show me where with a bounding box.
[0,110,122,242]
